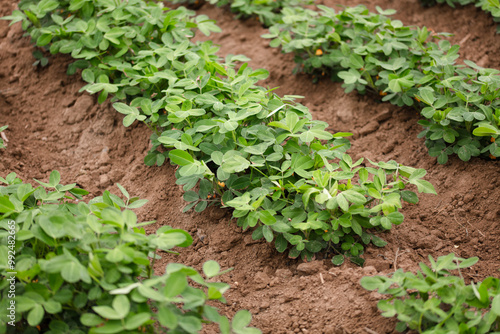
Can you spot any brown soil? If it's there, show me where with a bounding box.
[1,0,499,333]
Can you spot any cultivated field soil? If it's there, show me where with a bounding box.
[1,0,499,333]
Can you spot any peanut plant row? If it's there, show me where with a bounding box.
[262,5,500,164]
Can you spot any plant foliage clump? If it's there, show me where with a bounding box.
[263,5,500,163]
[361,254,500,333]
[0,171,259,334]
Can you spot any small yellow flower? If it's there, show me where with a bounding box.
[315,49,323,56]
[217,181,225,187]
[379,91,388,96]
[490,154,497,160]
[491,137,496,143]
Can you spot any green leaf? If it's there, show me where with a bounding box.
[0,196,15,213]
[458,257,478,268]
[61,261,86,283]
[338,69,361,85]
[113,103,137,115]
[87,83,118,94]
[91,321,124,334]
[127,199,148,209]
[211,151,223,165]
[183,191,199,202]
[492,294,500,316]
[92,306,123,320]
[49,170,61,186]
[412,179,437,195]
[195,200,208,212]
[124,313,151,330]
[275,234,288,253]
[360,276,382,291]
[336,193,349,212]
[1,10,26,25]
[43,299,62,314]
[342,190,367,204]
[154,231,188,250]
[387,212,404,225]
[376,6,396,15]
[262,225,274,242]
[371,235,387,247]
[27,304,44,326]
[377,300,396,317]
[221,155,250,173]
[37,34,52,46]
[104,27,125,44]
[418,87,436,105]
[158,307,178,328]
[179,316,202,332]
[349,54,364,69]
[259,210,276,225]
[113,295,130,318]
[232,310,252,330]
[473,125,500,136]
[38,0,59,14]
[16,296,37,312]
[164,272,188,298]
[116,183,129,199]
[305,240,322,253]
[401,190,418,204]
[380,217,392,229]
[395,322,407,332]
[203,260,221,278]
[409,168,426,181]
[81,313,104,327]
[332,255,344,266]
[388,74,413,93]
[169,150,194,166]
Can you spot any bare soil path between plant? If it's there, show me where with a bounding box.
[0,0,499,333]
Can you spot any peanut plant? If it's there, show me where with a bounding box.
[361,254,500,333]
